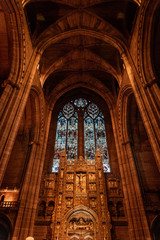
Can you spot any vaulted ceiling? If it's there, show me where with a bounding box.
[24,0,139,100]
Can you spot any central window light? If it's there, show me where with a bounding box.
[52,98,110,173]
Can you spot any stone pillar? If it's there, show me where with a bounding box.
[11,106,51,240]
[0,52,40,186]
[110,106,151,240]
[121,141,151,239]
[122,53,160,171]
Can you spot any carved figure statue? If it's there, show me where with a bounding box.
[76,173,86,193]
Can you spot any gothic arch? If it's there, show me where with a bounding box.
[23,0,140,8]
[115,86,152,239]
[140,0,160,87]
[35,11,127,54]
[1,88,43,188]
[126,93,160,196]
[0,3,11,95]
[64,205,100,239]
[65,205,99,222]
[0,0,27,92]
[1,84,45,190]
[48,74,115,111]
[116,85,133,141]
[151,215,160,240]
[0,213,12,240]
[41,48,120,86]
[44,86,118,174]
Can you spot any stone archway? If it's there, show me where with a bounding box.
[63,207,99,240]
[66,210,95,239]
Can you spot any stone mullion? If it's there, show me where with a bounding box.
[122,53,160,171]
[110,108,151,240]
[0,52,40,186]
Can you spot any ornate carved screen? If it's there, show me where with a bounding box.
[51,152,112,240]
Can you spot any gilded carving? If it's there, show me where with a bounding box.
[89,173,96,181]
[90,198,96,208]
[76,173,86,194]
[53,155,111,239]
[60,170,64,178]
[66,183,73,191]
[67,173,74,181]
[99,171,102,178]
[68,217,94,233]
[58,194,62,204]
[100,194,104,205]
[89,183,96,191]
[66,197,73,208]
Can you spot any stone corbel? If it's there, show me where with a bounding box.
[1,79,20,89]
[143,78,157,89]
[29,140,40,146]
[122,140,131,146]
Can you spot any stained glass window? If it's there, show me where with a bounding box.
[74,98,87,107]
[67,117,78,159]
[53,117,67,172]
[53,98,110,173]
[95,116,110,172]
[87,103,99,119]
[84,117,95,159]
[63,103,74,119]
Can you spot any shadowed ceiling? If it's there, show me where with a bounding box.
[24,0,139,99]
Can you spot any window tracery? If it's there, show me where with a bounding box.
[53,98,110,173]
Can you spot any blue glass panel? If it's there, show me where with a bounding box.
[99,111,104,119]
[58,111,62,118]
[53,117,67,172]
[74,111,78,118]
[74,98,88,107]
[95,117,110,172]
[88,103,99,119]
[84,117,95,159]
[67,117,78,159]
[84,111,88,119]
[63,103,74,119]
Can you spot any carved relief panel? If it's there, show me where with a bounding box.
[76,173,86,194]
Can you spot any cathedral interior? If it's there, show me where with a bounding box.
[0,0,160,239]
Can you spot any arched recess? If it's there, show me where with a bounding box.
[141,0,160,89]
[151,215,160,240]
[63,205,100,240]
[127,93,160,204]
[150,3,160,88]
[0,3,12,96]
[0,214,12,240]
[1,91,38,189]
[44,87,119,176]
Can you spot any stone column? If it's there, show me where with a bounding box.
[11,106,51,240]
[111,108,152,240]
[0,52,40,186]
[122,53,160,171]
